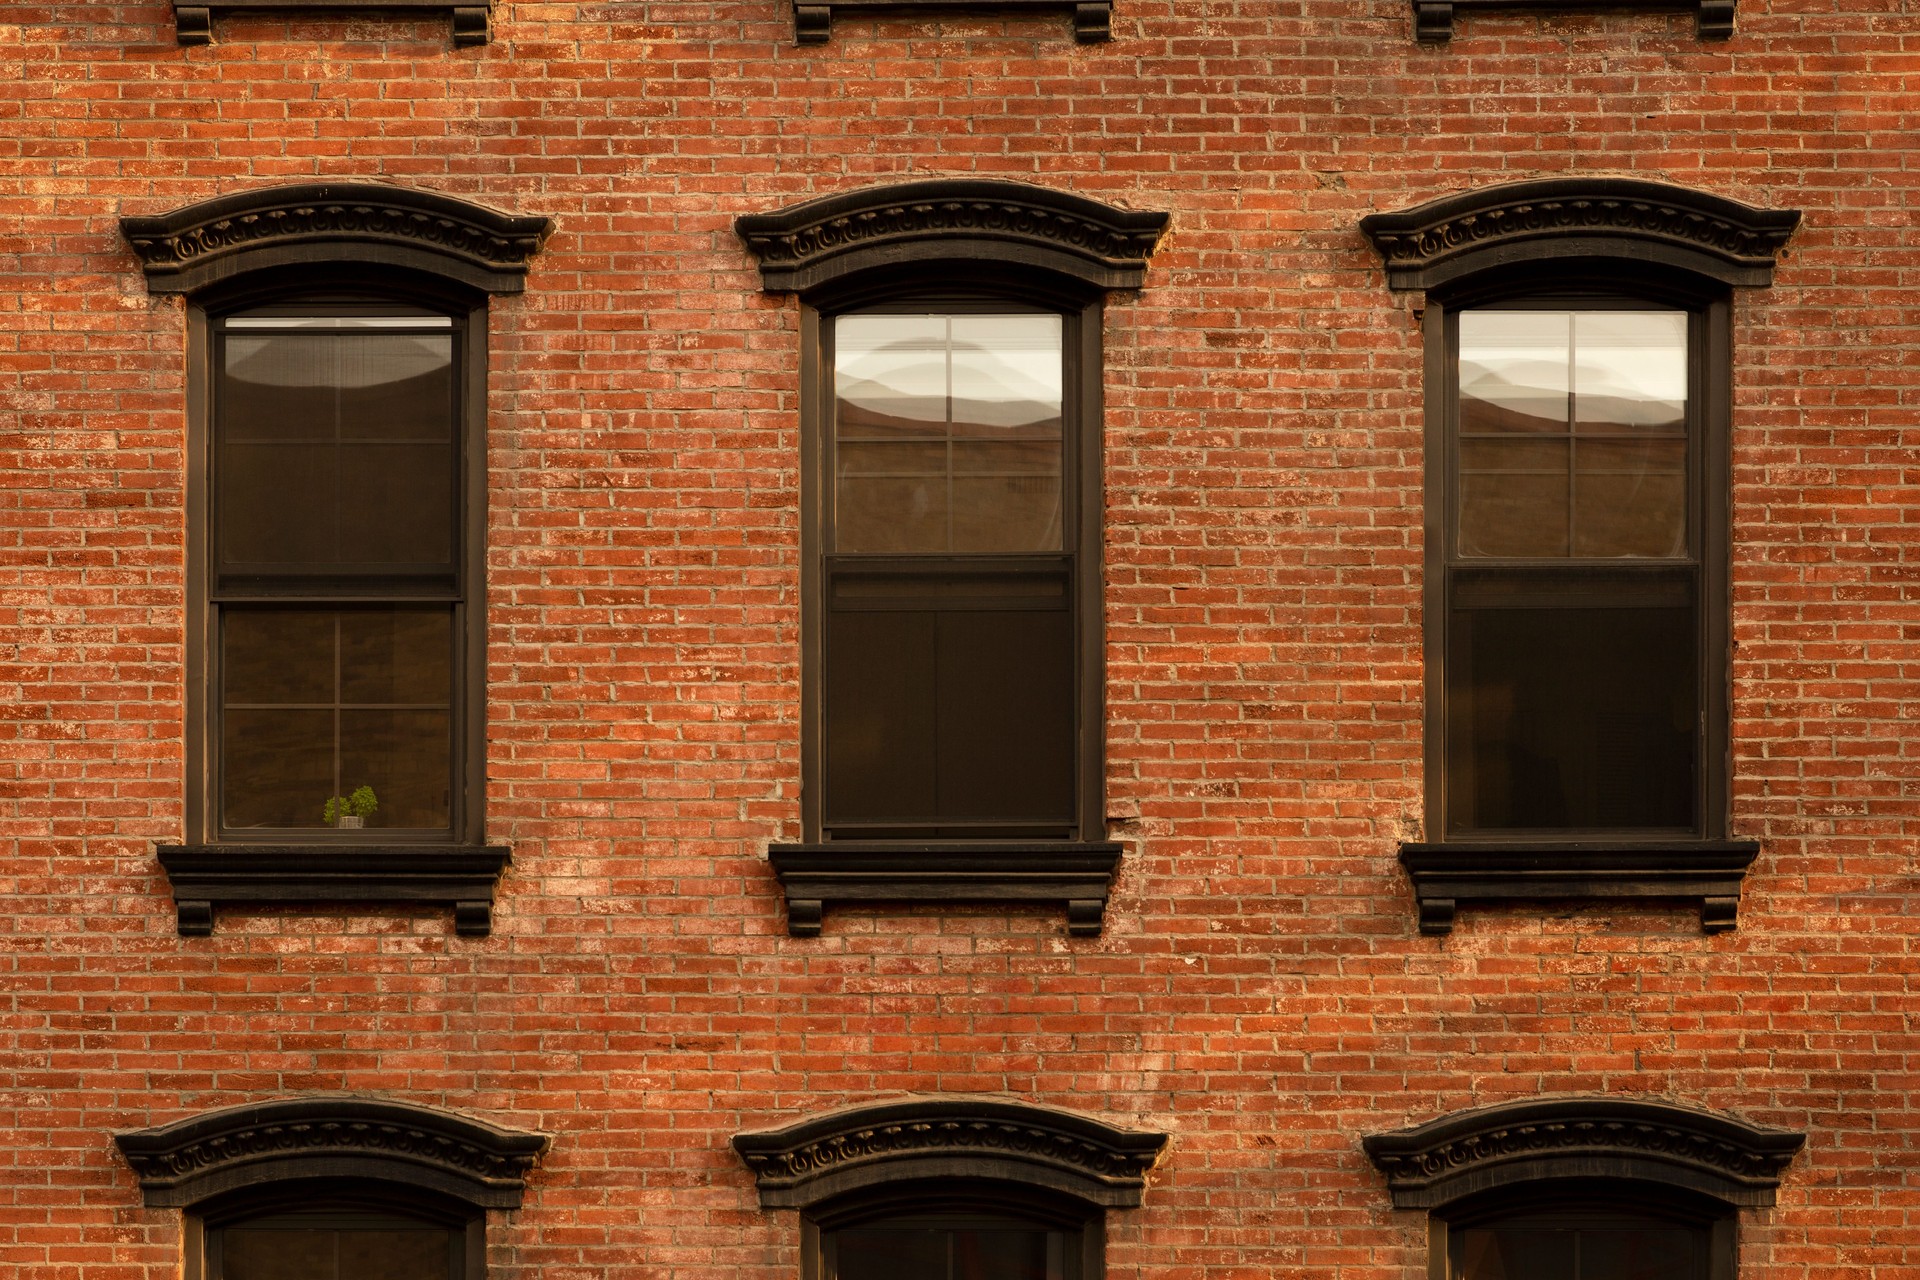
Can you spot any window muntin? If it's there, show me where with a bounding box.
[1442,301,1706,838]
[819,303,1083,842]
[209,304,467,838]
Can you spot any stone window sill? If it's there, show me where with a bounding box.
[767,842,1123,937]
[155,845,511,937]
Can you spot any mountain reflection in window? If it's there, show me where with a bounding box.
[834,314,1064,554]
[1458,311,1687,560]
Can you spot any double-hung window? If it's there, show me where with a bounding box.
[211,305,469,839]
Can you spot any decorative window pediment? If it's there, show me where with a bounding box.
[114,1097,549,1210]
[735,179,1168,297]
[732,1097,1168,1210]
[121,183,552,298]
[1359,177,1799,294]
[1362,1097,1805,1210]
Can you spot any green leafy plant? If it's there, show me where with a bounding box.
[321,785,379,826]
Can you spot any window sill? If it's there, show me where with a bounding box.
[791,0,1111,43]
[170,0,491,46]
[766,842,1123,937]
[154,844,511,937]
[1411,0,1733,43]
[1397,840,1760,936]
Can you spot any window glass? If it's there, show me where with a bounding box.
[1454,1217,1707,1280]
[209,304,465,840]
[1446,305,1701,836]
[834,314,1064,554]
[212,1207,457,1280]
[1457,310,1686,561]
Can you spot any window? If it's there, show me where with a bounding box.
[822,306,1080,841]
[210,305,469,840]
[114,1097,548,1280]
[122,183,551,935]
[737,178,1168,936]
[1358,177,1799,934]
[807,1185,1097,1280]
[732,1097,1167,1280]
[1441,301,1705,837]
[1362,1097,1805,1280]
[199,1186,479,1280]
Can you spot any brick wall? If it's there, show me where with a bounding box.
[1,0,1915,1274]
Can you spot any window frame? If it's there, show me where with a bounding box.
[800,277,1107,848]
[1424,273,1732,846]
[1429,1181,1736,1280]
[189,1180,484,1280]
[802,1181,1102,1280]
[187,275,488,849]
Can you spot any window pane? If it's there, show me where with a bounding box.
[337,1228,452,1280]
[1580,1227,1707,1280]
[834,314,1063,554]
[834,1228,950,1278]
[1458,439,1569,557]
[1459,311,1570,434]
[1574,311,1687,434]
[220,1228,337,1280]
[217,326,456,578]
[1573,439,1688,558]
[950,1225,1055,1280]
[1448,601,1697,832]
[1457,1227,1575,1280]
[832,1224,1058,1280]
[221,607,452,831]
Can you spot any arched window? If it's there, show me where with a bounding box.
[1360,178,1800,935]
[1363,1097,1805,1280]
[121,184,551,936]
[733,1097,1168,1280]
[115,1097,547,1280]
[737,180,1168,937]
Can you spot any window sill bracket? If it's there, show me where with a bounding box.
[1397,840,1760,935]
[155,844,512,937]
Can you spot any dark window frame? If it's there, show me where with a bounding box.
[157,265,508,937]
[803,1181,1102,1280]
[188,1180,484,1280]
[1397,260,1761,936]
[1430,1181,1736,1280]
[772,265,1122,938]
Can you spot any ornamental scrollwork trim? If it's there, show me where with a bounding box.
[115,1097,549,1209]
[733,1097,1168,1208]
[735,179,1169,293]
[121,183,553,295]
[1359,178,1799,290]
[1362,1097,1805,1209]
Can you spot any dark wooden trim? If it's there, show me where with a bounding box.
[767,843,1123,937]
[733,1096,1167,1210]
[1397,841,1760,935]
[115,1097,547,1210]
[121,184,551,296]
[168,0,492,47]
[735,180,1167,296]
[155,845,512,936]
[1359,178,1798,293]
[1411,0,1735,42]
[789,0,1110,43]
[1362,1097,1804,1210]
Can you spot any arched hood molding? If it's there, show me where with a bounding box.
[120,183,553,296]
[731,1096,1169,1209]
[113,1097,550,1209]
[1359,178,1800,292]
[734,179,1169,295]
[1362,1097,1805,1210]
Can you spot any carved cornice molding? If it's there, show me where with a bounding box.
[732,1097,1168,1209]
[121,184,553,296]
[735,179,1169,294]
[1362,1098,1805,1209]
[114,1097,549,1209]
[1359,178,1799,291]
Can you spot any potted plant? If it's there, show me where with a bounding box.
[321,785,379,830]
